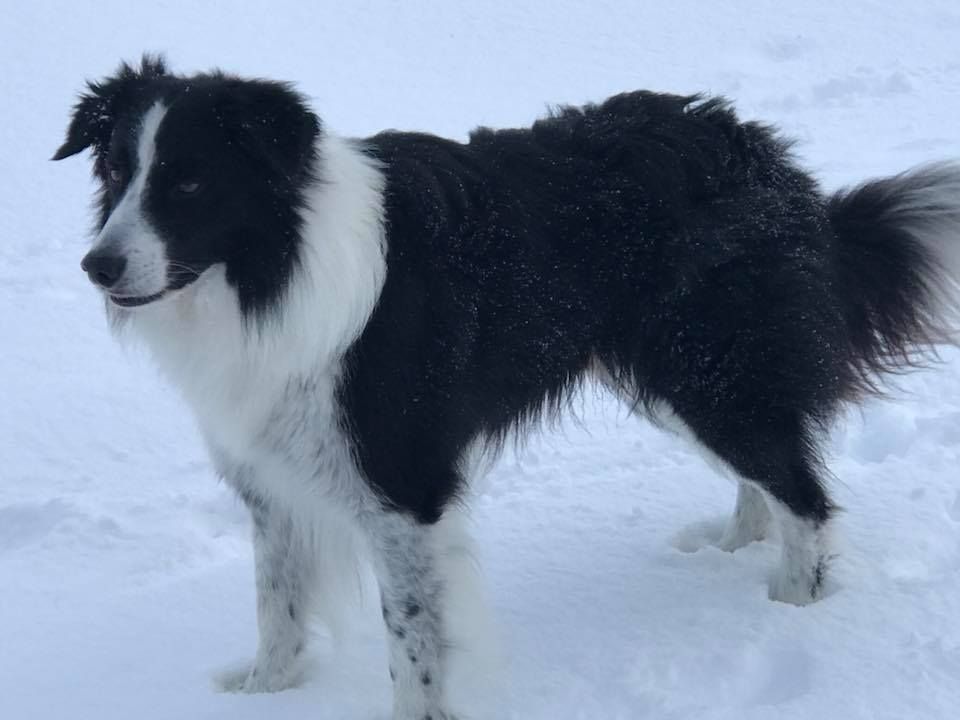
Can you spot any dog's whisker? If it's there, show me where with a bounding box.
[167,262,202,277]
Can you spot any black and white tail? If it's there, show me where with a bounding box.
[829,162,960,390]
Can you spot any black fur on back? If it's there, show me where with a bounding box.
[339,92,865,523]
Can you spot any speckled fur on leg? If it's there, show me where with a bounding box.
[366,511,457,720]
[221,488,314,693]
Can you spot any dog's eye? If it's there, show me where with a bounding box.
[108,167,124,184]
[177,179,202,195]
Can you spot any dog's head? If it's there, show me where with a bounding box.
[54,56,321,316]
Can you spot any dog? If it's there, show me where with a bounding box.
[55,56,960,719]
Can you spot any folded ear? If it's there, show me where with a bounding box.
[51,91,114,160]
[217,80,322,185]
[52,55,168,161]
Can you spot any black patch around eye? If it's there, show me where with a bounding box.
[104,151,131,187]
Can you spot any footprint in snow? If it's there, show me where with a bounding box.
[745,644,814,706]
[0,499,75,551]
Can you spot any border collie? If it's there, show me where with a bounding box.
[55,57,959,719]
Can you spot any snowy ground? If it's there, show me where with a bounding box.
[2,2,960,718]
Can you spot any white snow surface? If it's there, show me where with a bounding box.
[2,2,960,718]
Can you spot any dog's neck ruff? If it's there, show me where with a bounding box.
[125,134,387,457]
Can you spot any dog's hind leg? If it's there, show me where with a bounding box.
[717,480,772,552]
[595,369,773,554]
[680,406,835,605]
[763,492,832,605]
[643,381,835,605]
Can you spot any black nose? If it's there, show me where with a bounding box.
[81,251,127,289]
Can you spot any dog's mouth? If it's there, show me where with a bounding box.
[104,266,206,309]
[109,291,167,308]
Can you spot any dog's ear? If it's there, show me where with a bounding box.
[217,80,322,185]
[52,91,116,161]
[52,55,168,161]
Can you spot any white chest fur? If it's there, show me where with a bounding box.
[121,133,388,518]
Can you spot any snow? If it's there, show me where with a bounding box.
[2,1,960,718]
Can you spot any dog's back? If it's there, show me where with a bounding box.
[348,92,838,521]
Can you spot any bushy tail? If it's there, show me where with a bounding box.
[828,162,960,391]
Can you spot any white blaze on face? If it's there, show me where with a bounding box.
[93,102,169,299]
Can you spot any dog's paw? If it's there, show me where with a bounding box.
[716,519,767,553]
[214,660,303,693]
[214,665,253,693]
[767,555,832,606]
[669,517,727,553]
[395,710,457,720]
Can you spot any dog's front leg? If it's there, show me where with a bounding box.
[220,491,314,693]
[367,511,456,720]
